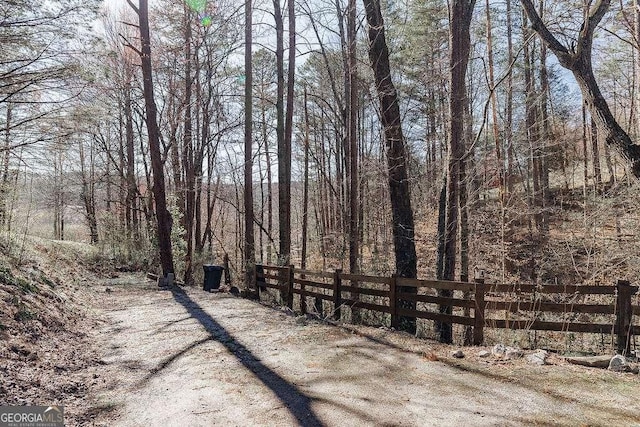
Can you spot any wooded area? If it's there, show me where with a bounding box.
[3,0,640,346]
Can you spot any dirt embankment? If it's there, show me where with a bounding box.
[0,239,122,425]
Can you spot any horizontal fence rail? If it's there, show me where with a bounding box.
[254,264,639,353]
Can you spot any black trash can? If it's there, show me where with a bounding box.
[203,265,224,291]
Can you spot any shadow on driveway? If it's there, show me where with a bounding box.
[163,287,324,427]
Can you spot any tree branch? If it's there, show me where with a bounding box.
[575,0,611,57]
[583,0,610,37]
[521,0,572,62]
[126,0,139,15]
[119,34,142,57]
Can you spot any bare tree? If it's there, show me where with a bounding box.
[273,0,291,265]
[183,5,196,285]
[281,0,295,265]
[521,0,640,178]
[301,87,310,270]
[129,0,175,278]
[348,0,359,275]
[244,0,255,288]
[438,0,476,344]
[79,135,99,244]
[362,0,418,333]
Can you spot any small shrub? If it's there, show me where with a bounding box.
[0,265,38,294]
[96,212,154,273]
[14,302,35,322]
[40,274,57,288]
[0,265,12,284]
[18,280,39,294]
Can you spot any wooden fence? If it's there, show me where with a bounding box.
[255,264,640,353]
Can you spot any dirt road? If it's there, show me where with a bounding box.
[88,275,640,426]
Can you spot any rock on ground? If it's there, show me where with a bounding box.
[492,344,523,360]
[526,350,548,366]
[452,350,464,358]
[565,355,613,369]
[609,355,628,372]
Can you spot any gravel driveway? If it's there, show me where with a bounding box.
[90,277,640,426]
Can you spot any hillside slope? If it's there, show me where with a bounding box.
[0,236,115,424]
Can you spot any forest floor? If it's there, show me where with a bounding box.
[3,241,640,426]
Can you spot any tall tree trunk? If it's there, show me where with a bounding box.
[537,1,551,201]
[635,0,640,140]
[485,0,503,198]
[202,175,221,252]
[124,74,137,241]
[118,105,127,231]
[461,96,473,345]
[80,139,99,244]
[273,0,290,265]
[301,88,310,270]
[134,0,174,278]
[317,116,328,258]
[169,106,183,229]
[522,0,640,178]
[487,0,508,281]
[604,132,615,184]
[283,0,295,263]
[591,117,602,188]
[348,0,359,275]
[105,127,112,214]
[194,52,205,254]
[505,0,515,195]
[0,104,11,229]
[362,0,418,333]
[439,0,476,344]
[53,148,65,241]
[244,0,255,288]
[265,124,274,265]
[336,0,349,243]
[347,0,359,322]
[582,104,590,193]
[523,11,544,233]
[436,178,447,281]
[183,6,196,285]
[53,155,59,239]
[258,150,265,262]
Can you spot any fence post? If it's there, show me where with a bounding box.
[389,275,399,329]
[224,253,231,286]
[314,293,323,317]
[461,274,472,346]
[300,271,307,315]
[287,265,294,310]
[333,269,342,321]
[473,277,486,346]
[255,264,265,293]
[616,279,633,355]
